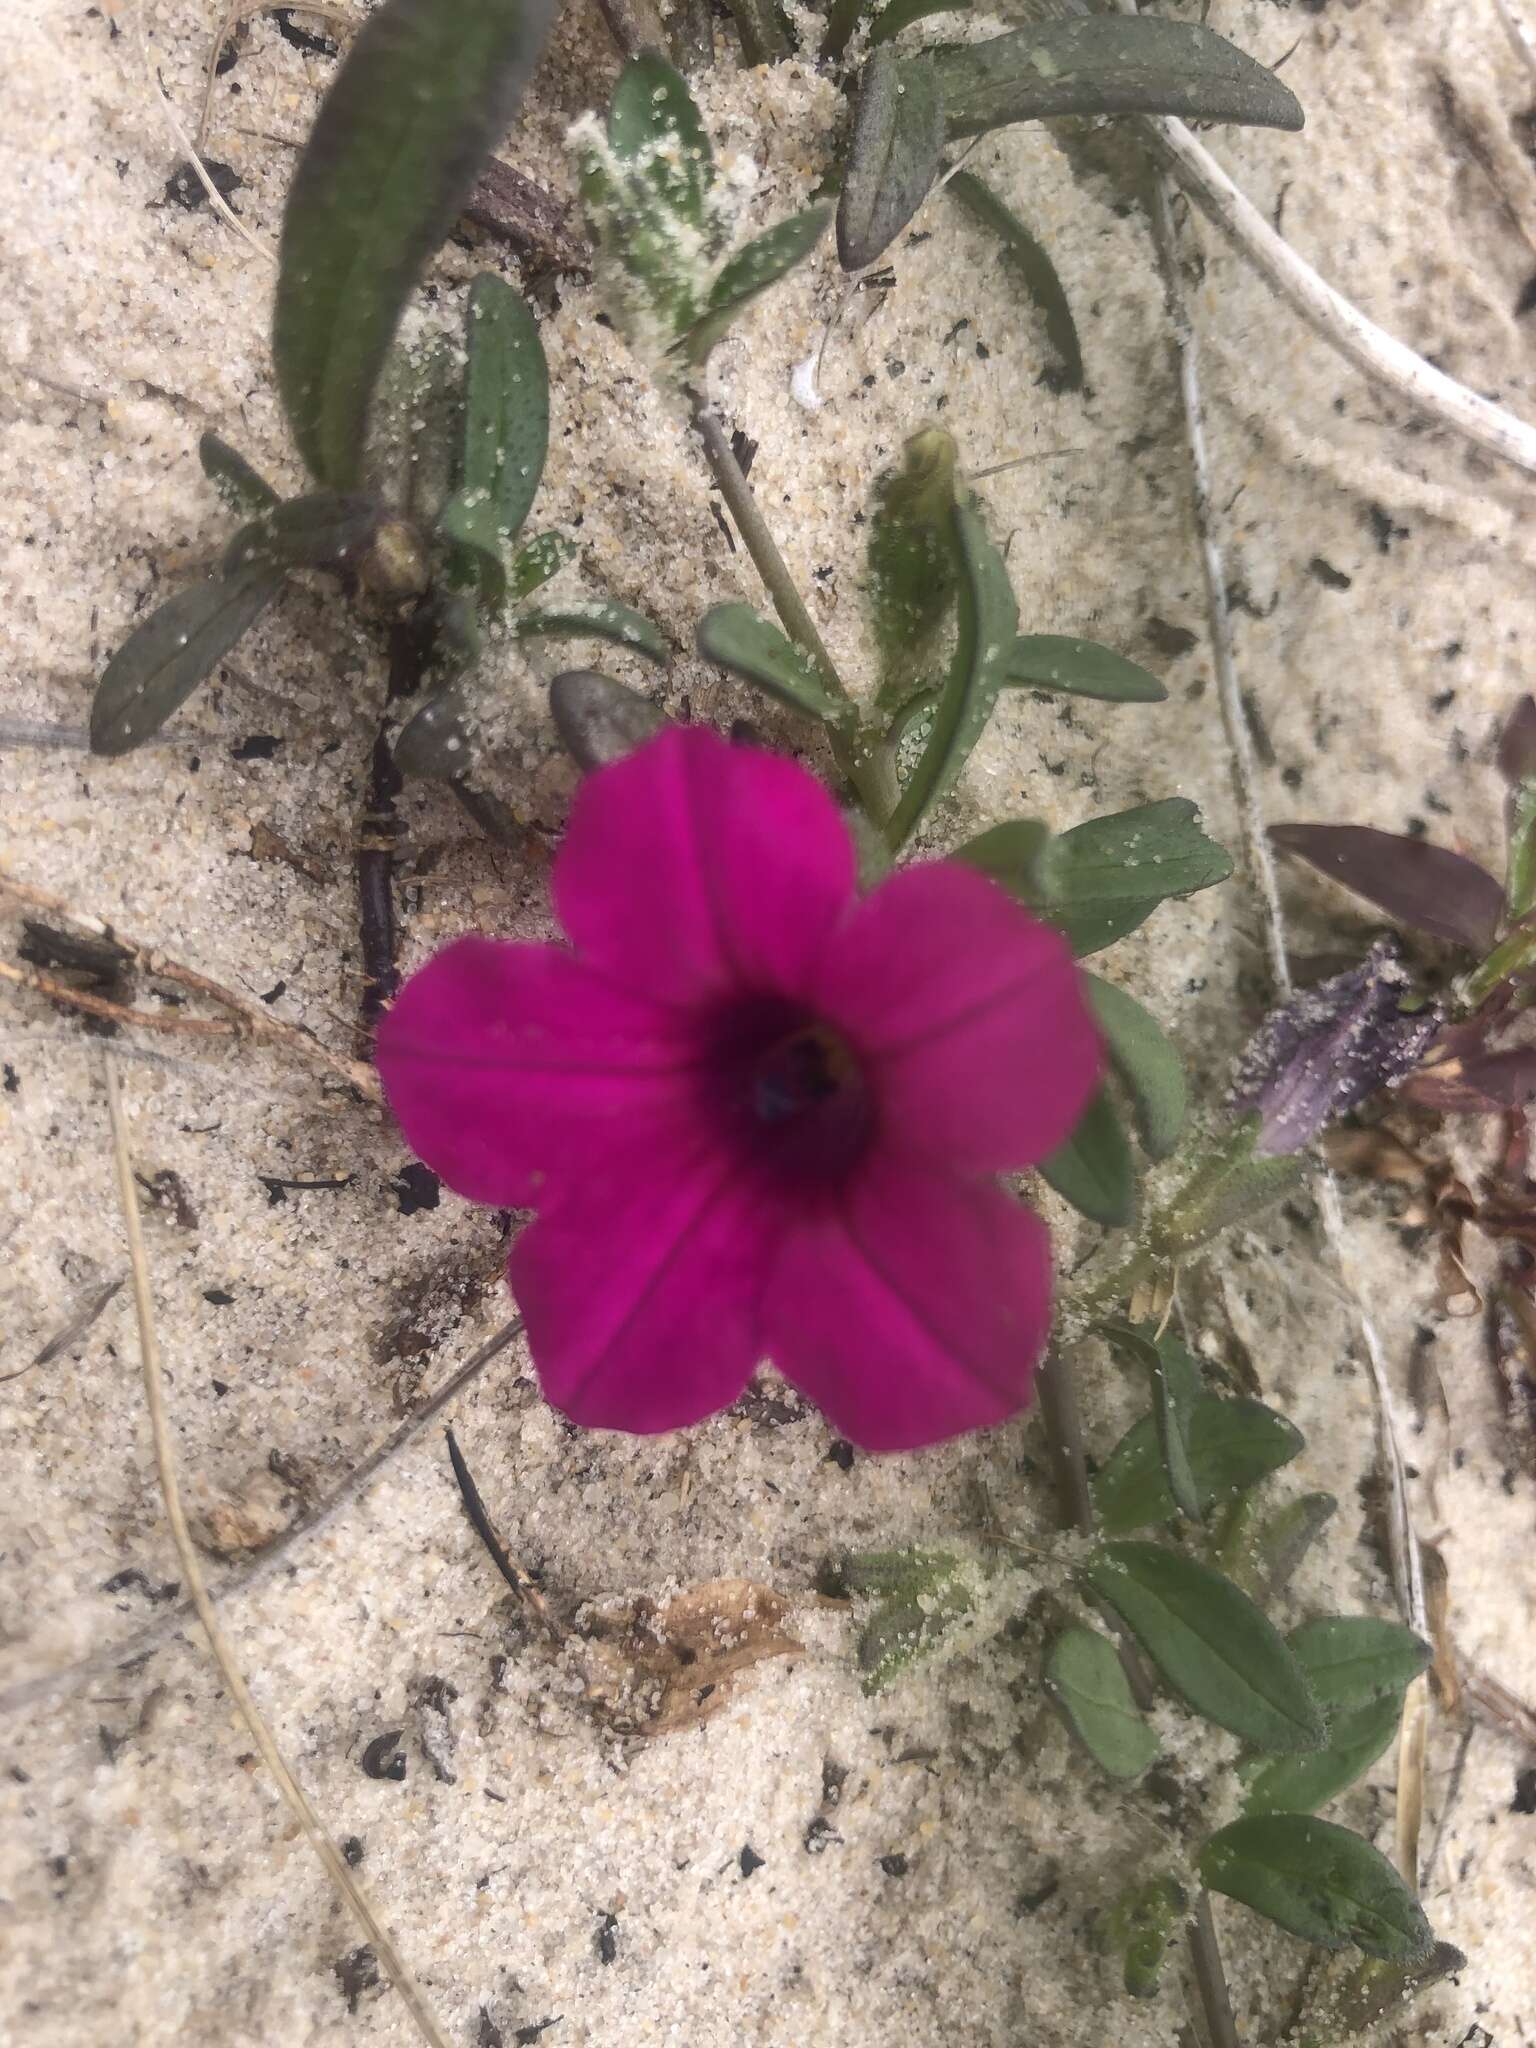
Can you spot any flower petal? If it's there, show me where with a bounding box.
[553,726,858,1005]
[762,1156,1053,1452]
[811,862,1099,1171]
[377,936,703,1207]
[511,1145,772,1433]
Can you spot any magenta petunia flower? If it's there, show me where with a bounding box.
[377,727,1099,1451]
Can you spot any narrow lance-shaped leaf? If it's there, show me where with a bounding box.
[90,565,284,756]
[869,427,961,710]
[438,273,549,604]
[678,206,832,364]
[1098,1321,1200,1521]
[1039,1088,1136,1229]
[222,492,381,575]
[198,432,279,518]
[273,0,555,488]
[514,600,667,661]
[1005,634,1166,703]
[1045,1625,1159,1780]
[1199,1814,1433,1962]
[1270,822,1503,952]
[1093,1395,1303,1536]
[836,48,945,273]
[1085,975,1187,1160]
[931,16,1304,142]
[1083,1541,1326,1752]
[887,498,1018,846]
[697,604,854,727]
[945,171,1081,392]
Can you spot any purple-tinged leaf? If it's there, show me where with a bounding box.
[1270,822,1503,952]
[1498,695,1536,785]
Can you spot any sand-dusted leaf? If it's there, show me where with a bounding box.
[1232,1490,1338,1602]
[1299,1940,1466,2039]
[90,566,284,756]
[1153,1116,1309,1258]
[869,427,961,707]
[1242,1690,1405,1817]
[887,499,1019,845]
[932,17,1303,142]
[1046,1625,1159,1779]
[608,53,714,236]
[837,49,945,272]
[392,681,476,780]
[1200,1814,1433,1961]
[392,331,465,526]
[273,0,554,488]
[222,491,381,574]
[1084,1542,1325,1751]
[1005,633,1166,703]
[550,670,671,774]
[198,431,279,518]
[945,170,1080,391]
[1042,799,1233,955]
[1090,1875,1185,2000]
[1039,1087,1136,1228]
[1270,822,1503,952]
[679,206,832,363]
[1098,1320,1201,1521]
[1086,976,1186,1160]
[697,603,853,726]
[580,1578,800,1737]
[853,1552,976,1694]
[513,600,667,661]
[1285,1616,1431,1710]
[1094,1395,1303,1535]
[437,273,548,604]
[506,530,576,604]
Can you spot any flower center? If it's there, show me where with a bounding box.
[752,1023,858,1126]
[705,1001,873,1187]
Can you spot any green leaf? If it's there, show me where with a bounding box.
[507,530,577,605]
[836,48,946,272]
[1093,1396,1304,1535]
[1005,634,1166,703]
[1199,1814,1432,1961]
[395,332,465,528]
[1284,1617,1431,1710]
[945,171,1080,392]
[273,0,554,487]
[608,54,714,237]
[90,566,283,756]
[392,681,476,780]
[1086,975,1187,1159]
[931,18,1304,143]
[1295,1941,1466,2042]
[887,499,1019,846]
[1097,1321,1202,1523]
[513,599,667,661]
[1039,1088,1136,1228]
[437,274,549,604]
[1229,1490,1338,1602]
[1241,1690,1405,1817]
[843,1549,977,1693]
[1083,1542,1325,1752]
[550,669,671,774]
[198,432,279,518]
[1045,1626,1159,1780]
[1091,1876,1185,1999]
[678,206,832,363]
[1152,1116,1309,1257]
[869,427,961,707]
[222,492,381,575]
[975,798,1232,956]
[696,603,852,726]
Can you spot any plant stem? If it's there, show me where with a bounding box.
[1188,1891,1241,2048]
[689,395,896,822]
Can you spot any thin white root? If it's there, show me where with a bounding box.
[103,1053,454,2048]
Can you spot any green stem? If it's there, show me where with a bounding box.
[1461,921,1536,1011]
[689,396,896,824]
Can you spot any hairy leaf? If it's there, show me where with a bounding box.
[887,499,1019,845]
[1242,1690,1405,1817]
[697,603,852,726]
[1005,633,1165,702]
[1086,975,1187,1159]
[90,567,284,756]
[679,206,832,363]
[1084,1542,1325,1751]
[273,0,554,487]
[931,17,1303,142]
[1285,1616,1431,1710]
[1094,1395,1303,1535]
[437,273,549,604]
[837,49,945,272]
[1046,1625,1159,1780]
[1200,1814,1433,1961]
[1270,822,1503,952]
[1039,1088,1135,1227]
[946,171,1081,391]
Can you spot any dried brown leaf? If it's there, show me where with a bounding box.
[581,1579,801,1736]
